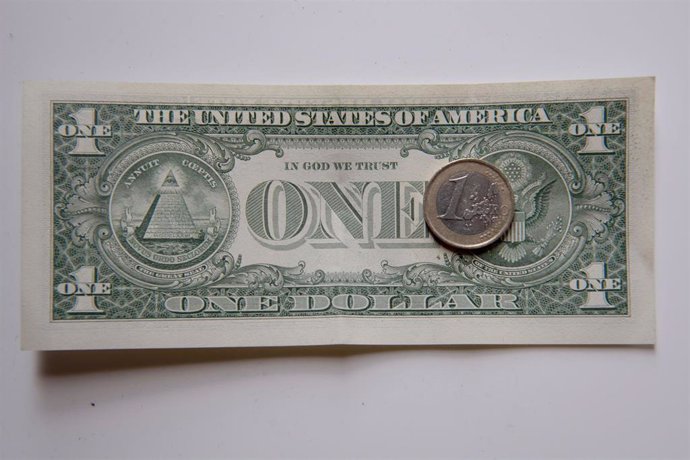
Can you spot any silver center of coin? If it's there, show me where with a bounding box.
[436,172,501,235]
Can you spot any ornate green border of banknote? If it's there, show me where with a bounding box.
[21,78,655,349]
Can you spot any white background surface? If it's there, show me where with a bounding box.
[0,0,688,458]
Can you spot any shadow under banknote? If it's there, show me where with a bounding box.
[38,344,653,376]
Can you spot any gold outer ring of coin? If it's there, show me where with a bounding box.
[424,159,515,250]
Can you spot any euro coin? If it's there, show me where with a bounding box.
[424,159,515,250]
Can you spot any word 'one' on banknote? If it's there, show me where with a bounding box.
[21,78,655,349]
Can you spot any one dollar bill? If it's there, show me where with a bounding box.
[21,78,655,350]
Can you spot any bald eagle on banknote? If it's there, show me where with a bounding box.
[494,154,563,263]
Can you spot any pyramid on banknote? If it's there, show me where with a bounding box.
[137,171,200,240]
